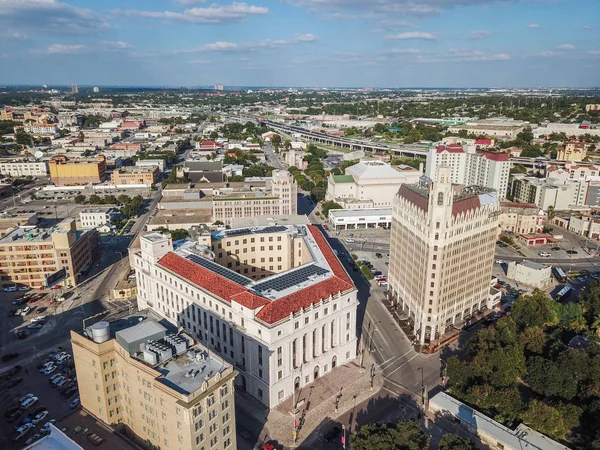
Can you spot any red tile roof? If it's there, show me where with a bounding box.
[475,139,492,145]
[398,185,429,213]
[200,140,222,148]
[437,144,464,154]
[452,196,481,218]
[157,226,355,324]
[158,252,246,301]
[482,152,509,161]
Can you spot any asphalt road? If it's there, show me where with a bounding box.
[264,143,285,170]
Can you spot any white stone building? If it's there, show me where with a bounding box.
[326,161,421,209]
[131,225,359,408]
[135,159,165,172]
[388,168,499,344]
[79,208,121,229]
[426,145,511,199]
[506,260,552,288]
[0,160,48,177]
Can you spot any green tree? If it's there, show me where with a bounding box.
[271,134,282,148]
[321,200,343,217]
[117,194,131,205]
[523,400,567,440]
[15,129,32,146]
[74,194,86,204]
[351,421,429,450]
[512,289,556,330]
[104,195,117,204]
[209,131,218,139]
[373,123,388,134]
[510,164,527,175]
[520,326,548,354]
[89,194,101,204]
[439,434,475,450]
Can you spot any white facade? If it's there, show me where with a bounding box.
[79,208,120,229]
[329,208,392,230]
[132,226,358,409]
[20,124,58,135]
[506,260,552,288]
[326,161,422,208]
[426,145,511,199]
[511,176,585,210]
[0,161,48,177]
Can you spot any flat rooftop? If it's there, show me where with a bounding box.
[518,260,550,271]
[329,208,392,218]
[82,313,231,396]
[150,209,213,225]
[0,225,53,243]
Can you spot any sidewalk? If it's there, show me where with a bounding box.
[236,353,384,448]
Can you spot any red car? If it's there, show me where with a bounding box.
[51,285,62,290]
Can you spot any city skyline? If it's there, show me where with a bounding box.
[0,0,599,88]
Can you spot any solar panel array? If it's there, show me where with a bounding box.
[185,254,253,286]
[253,264,329,293]
[261,226,287,234]
[225,228,251,237]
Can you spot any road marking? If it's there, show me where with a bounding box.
[385,353,419,377]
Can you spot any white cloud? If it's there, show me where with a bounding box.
[175,0,208,4]
[417,49,510,63]
[189,59,211,64]
[103,41,132,50]
[557,44,575,50]
[583,25,592,30]
[0,0,110,34]
[117,2,269,24]
[45,43,84,54]
[588,50,600,55]
[379,48,421,55]
[0,30,28,39]
[527,23,540,28]
[469,30,491,39]
[174,34,317,53]
[534,51,557,57]
[386,31,436,40]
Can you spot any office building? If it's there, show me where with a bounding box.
[212,170,297,224]
[71,84,78,94]
[178,161,226,183]
[16,123,59,135]
[79,208,121,230]
[326,161,422,209]
[0,219,99,288]
[135,159,165,172]
[328,208,392,230]
[214,83,224,91]
[110,166,159,185]
[498,202,545,234]
[510,175,591,210]
[426,145,511,199]
[93,87,100,93]
[49,155,107,186]
[0,160,48,177]
[131,224,358,408]
[388,168,499,344]
[71,314,237,450]
[546,162,599,182]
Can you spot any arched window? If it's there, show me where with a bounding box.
[437,192,444,206]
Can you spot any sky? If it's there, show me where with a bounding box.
[0,0,599,88]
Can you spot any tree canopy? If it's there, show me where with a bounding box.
[350,421,429,450]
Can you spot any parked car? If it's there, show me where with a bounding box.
[566,250,578,255]
[32,411,48,425]
[21,306,32,315]
[1,352,19,362]
[8,377,23,388]
[14,423,34,441]
[344,238,355,243]
[4,285,17,292]
[21,396,38,409]
[51,376,65,386]
[18,393,34,403]
[577,276,587,283]
[43,365,57,375]
[538,252,551,257]
[551,246,561,251]
[15,330,30,339]
[24,434,42,445]
[56,379,69,388]
[40,420,57,434]
[7,410,22,423]
[5,365,22,378]
[70,397,80,408]
[18,286,31,291]
[375,253,383,258]
[495,259,505,264]
[28,323,43,330]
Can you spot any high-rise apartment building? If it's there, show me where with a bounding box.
[131,224,358,408]
[0,219,99,288]
[426,144,510,199]
[71,84,78,94]
[71,314,237,450]
[214,83,224,91]
[388,168,499,344]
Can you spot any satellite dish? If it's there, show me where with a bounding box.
[34,151,44,159]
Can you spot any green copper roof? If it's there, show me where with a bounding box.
[332,175,354,183]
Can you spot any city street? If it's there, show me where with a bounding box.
[265,143,286,170]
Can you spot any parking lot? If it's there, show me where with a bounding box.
[0,345,79,448]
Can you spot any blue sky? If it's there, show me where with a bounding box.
[0,0,599,87]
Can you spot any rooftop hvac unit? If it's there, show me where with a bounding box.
[165,334,188,355]
[143,349,158,365]
[90,321,110,343]
[147,342,172,362]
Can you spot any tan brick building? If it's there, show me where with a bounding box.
[388,168,499,344]
[49,155,107,186]
[0,219,99,288]
[71,316,237,450]
[110,166,159,185]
